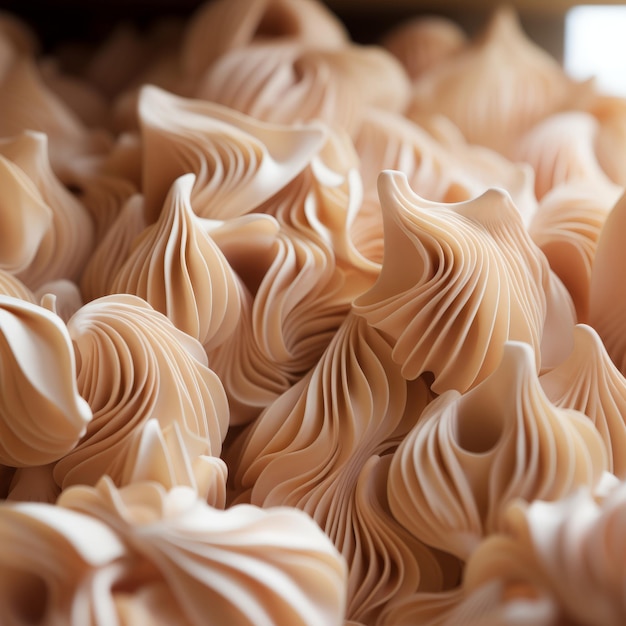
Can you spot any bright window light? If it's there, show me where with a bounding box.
[565,5,626,97]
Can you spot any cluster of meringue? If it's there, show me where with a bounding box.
[1,0,626,623]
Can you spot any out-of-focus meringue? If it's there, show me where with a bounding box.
[0,269,35,302]
[0,57,111,180]
[456,482,626,626]
[589,191,626,374]
[382,15,467,81]
[0,131,95,290]
[387,341,607,561]
[530,181,619,323]
[232,312,442,621]
[111,174,242,351]
[60,477,348,626]
[0,296,91,467]
[354,171,575,393]
[515,111,619,200]
[195,41,410,136]
[407,7,592,155]
[138,84,326,221]
[591,95,626,187]
[180,0,348,83]
[37,279,84,322]
[0,500,127,625]
[540,324,626,478]
[54,294,228,489]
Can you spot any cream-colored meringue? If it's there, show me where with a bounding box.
[529,182,620,323]
[382,15,467,81]
[54,294,228,489]
[540,324,626,478]
[195,41,410,136]
[0,131,95,290]
[0,500,127,625]
[60,477,348,626]
[589,190,626,374]
[139,84,326,221]
[0,153,51,275]
[0,57,112,180]
[515,111,619,200]
[354,171,575,393]
[0,269,35,302]
[388,341,607,561]
[0,296,91,467]
[111,174,242,351]
[180,0,348,83]
[407,7,592,155]
[232,312,441,621]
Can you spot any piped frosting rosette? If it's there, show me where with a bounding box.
[110,174,243,352]
[353,171,575,394]
[53,294,228,489]
[387,341,607,562]
[0,296,91,467]
[540,324,626,478]
[407,7,592,155]
[194,40,410,136]
[59,477,348,626]
[138,85,326,222]
[231,312,449,621]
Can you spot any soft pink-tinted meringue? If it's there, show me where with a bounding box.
[139,84,326,221]
[0,296,91,466]
[354,171,575,393]
[388,341,607,561]
[195,41,410,136]
[232,312,444,621]
[180,0,348,83]
[0,500,127,624]
[591,94,626,187]
[60,477,348,626]
[382,15,467,81]
[54,294,228,489]
[0,131,95,290]
[540,324,626,478]
[589,191,626,374]
[530,181,620,323]
[515,111,619,200]
[407,7,592,155]
[111,174,242,351]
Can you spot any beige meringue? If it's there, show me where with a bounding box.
[540,324,626,478]
[0,500,127,625]
[54,294,228,489]
[180,0,348,83]
[60,477,348,626]
[589,190,626,374]
[0,296,91,467]
[407,7,592,155]
[0,269,35,303]
[111,174,242,351]
[529,182,620,323]
[388,341,607,561]
[195,41,410,136]
[232,312,440,621]
[0,131,95,290]
[354,171,575,393]
[139,84,326,222]
[382,15,467,81]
